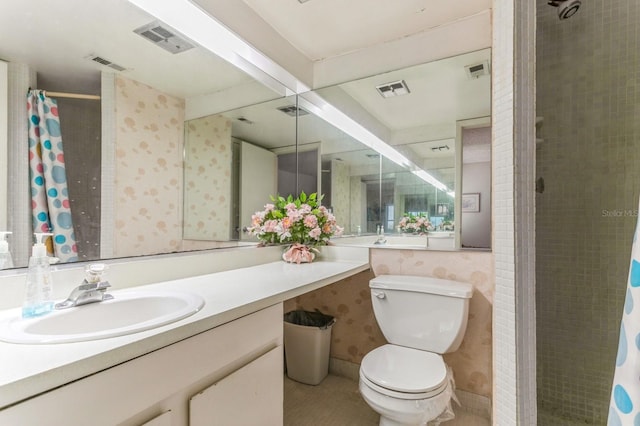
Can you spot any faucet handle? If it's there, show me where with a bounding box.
[85,263,107,283]
[78,279,110,291]
[94,280,111,291]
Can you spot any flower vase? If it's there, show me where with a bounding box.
[282,244,316,264]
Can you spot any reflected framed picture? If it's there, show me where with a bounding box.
[462,193,480,213]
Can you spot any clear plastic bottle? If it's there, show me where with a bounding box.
[0,232,14,270]
[22,233,54,318]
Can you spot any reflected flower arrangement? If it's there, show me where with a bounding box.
[398,213,434,234]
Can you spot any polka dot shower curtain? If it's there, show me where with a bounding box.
[27,90,77,262]
[608,199,640,425]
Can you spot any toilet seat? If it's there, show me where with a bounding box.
[360,344,448,400]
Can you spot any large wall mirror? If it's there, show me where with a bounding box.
[303,48,492,250]
[1,1,491,269]
[186,48,492,251]
[0,0,286,268]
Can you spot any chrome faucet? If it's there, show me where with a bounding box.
[374,225,387,245]
[55,281,113,309]
[55,263,113,309]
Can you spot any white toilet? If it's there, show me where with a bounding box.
[359,275,473,426]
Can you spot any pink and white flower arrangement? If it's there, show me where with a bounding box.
[398,213,433,234]
[248,192,343,247]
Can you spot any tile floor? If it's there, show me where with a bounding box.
[284,374,491,425]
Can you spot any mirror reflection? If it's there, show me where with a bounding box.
[308,48,491,250]
[183,96,298,242]
[1,0,491,270]
[181,49,492,251]
[1,0,284,268]
[459,120,492,249]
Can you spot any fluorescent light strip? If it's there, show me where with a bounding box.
[126,0,309,96]
[298,94,409,168]
[411,170,448,192]
[299,93,453,194]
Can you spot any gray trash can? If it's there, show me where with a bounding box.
[283,310,336,385]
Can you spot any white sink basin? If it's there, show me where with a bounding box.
[0,290,205,344]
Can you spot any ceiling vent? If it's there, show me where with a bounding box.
[277,105,309,117]
[465,61,490,79]
[134,21,195,54]
[237,117,254,124]
[375,80,410,98]
[87,55,127,72]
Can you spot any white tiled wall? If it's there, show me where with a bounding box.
[492,0,537,424]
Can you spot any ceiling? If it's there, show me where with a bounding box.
[0,0,254,97]
[240,0,492,61]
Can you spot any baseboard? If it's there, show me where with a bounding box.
[456,389,492,421]
[328,357,360,382]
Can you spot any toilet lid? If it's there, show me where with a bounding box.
[361,345,447,394]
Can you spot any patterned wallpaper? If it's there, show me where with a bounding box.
[331,159,350,232]
[113,76,185,257]
[286,249,494,399]
[107,76,249,257]
[183,115,232,241]
[350,177,364,234]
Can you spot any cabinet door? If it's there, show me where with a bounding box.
[0,304,283,426]
[190,346,283,426]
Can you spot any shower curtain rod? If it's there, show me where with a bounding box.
[44,91,101,100]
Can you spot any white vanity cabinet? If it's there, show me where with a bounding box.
[0,304,284,426]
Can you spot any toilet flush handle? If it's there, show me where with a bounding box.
[372,291,386,299]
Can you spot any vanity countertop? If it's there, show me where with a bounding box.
[0,257,369,409]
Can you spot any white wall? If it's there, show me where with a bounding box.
[462,161,491,248]
[0,60,7,231]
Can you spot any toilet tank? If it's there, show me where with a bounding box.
[370,275,473,354]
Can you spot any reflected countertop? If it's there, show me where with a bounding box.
[331,233,455,250]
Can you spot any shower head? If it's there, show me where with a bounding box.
[548,0,582,20]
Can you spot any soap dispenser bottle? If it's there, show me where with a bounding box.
[0,232,14,270]
[22,233,54,318]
